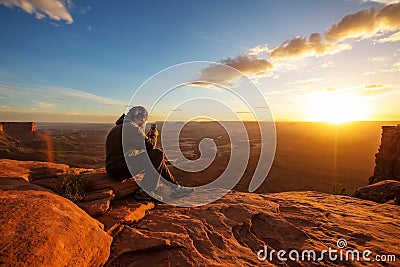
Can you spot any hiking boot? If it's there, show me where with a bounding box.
[134,188,163,203]
[171,186,195,199]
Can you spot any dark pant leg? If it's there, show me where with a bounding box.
[106,160,133,181]
[159,161,179,185]
[136,148,179,191]
[147,148,179,185]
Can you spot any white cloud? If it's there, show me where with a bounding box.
[286,78,324,87]
[375,31,400,43]
[49,87,126,106]
[0,0,73,24]
[364,71,377,75]
[247,44,271,57]
[192,3,400,86]
[0,105,14,110]
[321,61,334,68]
[363,0,400,4]
[50,22,60,27]
[361,84,392,96]
[78,5,91,14]
[326,3,400,41]
[193,55,273,87]
[271,34,351,60]
[382,61,400,72]
[0,83,126,106]
[370,56,390,62]
[318,84,392,97]
[34,101,55,108]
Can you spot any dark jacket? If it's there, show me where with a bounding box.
[105,114,157,180]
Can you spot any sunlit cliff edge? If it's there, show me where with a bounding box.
[369,124,400,184]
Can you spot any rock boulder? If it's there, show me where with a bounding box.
[354,180,400,204]
[0,176,112,267]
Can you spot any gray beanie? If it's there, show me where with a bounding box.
[127,106,148,120]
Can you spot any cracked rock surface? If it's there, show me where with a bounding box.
[1,159,400,267]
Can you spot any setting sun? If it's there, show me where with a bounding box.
[306,91,368,124]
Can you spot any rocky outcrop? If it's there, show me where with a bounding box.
[97,200,155,234]
[2,160,400,266]
[80,169,141,200]
[0,123,109,168]
[0,122,36,133]
[354,180,400,204]
[0,159,75,181]
[369,124,400,184]
[106,190,400,267]
[0,175,112,267]
[0,159,141,216]
[0,125,48,161]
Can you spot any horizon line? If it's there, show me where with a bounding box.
[9,120,399,124]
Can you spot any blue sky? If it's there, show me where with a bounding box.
[0,0,399,122]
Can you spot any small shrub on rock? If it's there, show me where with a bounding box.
[59,174,88,203]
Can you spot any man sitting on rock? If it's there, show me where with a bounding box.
[105,106,193,201]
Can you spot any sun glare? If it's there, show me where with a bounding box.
[306,91,367,124]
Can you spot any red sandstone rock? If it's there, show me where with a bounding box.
[370,125,400,184]
[97,200,155,234]
[0,159,141,216]
[106,190,400,267]
[354,180,400,204]
[0,122,36,133]
[106,226,177,266]
[0,124,50,162]
[78,197,112,217]
[80,169,141,199]
[0,176,112,267]
[0,159,72,182]
[2,160,400,266]
[82,189,115,202]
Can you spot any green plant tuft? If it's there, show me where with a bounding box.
[332,184,351,196]
[58,174,88,203]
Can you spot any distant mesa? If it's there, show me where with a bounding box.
[0,122,49,162]
[0,122,36,134]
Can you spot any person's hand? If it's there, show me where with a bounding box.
[147,128,159,137]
